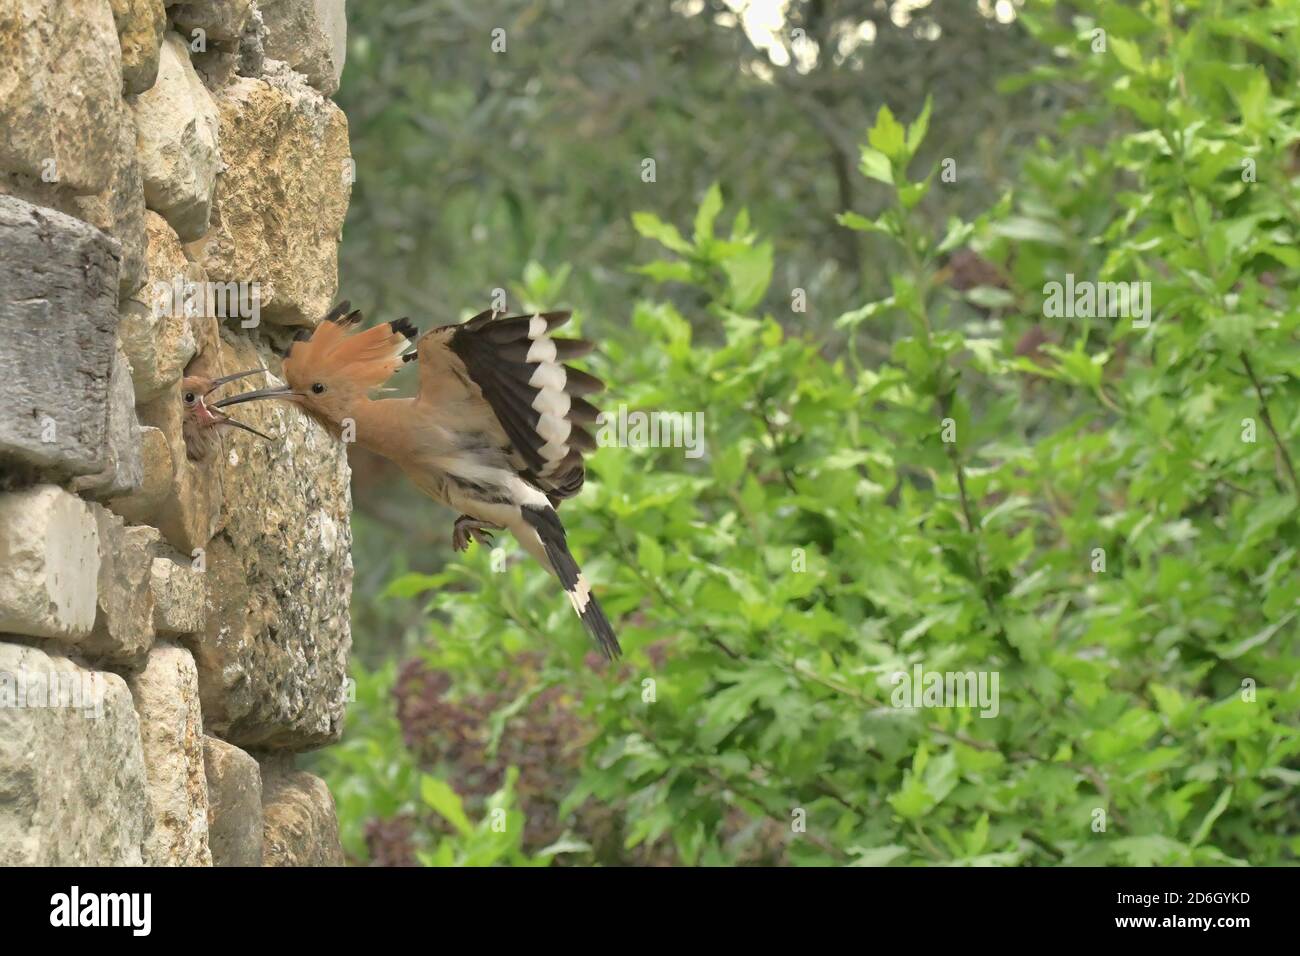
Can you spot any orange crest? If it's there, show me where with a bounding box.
[283,303,415,393]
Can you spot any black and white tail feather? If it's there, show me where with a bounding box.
[520,504,620,660]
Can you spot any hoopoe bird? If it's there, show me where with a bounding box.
[180,369,271,462]
[212,302,620,660]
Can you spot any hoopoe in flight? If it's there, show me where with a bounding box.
[212,302,620,660]
[180,369,271,462]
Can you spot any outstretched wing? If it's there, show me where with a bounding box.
[415,310,605,502]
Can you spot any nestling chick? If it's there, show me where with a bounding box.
[181,369,273,461]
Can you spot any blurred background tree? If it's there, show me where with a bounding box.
[339,0,1049,328]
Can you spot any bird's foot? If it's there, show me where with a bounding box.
[452,515,499,552]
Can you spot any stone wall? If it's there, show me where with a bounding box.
[0,0,353,866]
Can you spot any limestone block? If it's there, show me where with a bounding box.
[71,342,145,500]
[0,642,151,866]
[70,95,147,301]
[133,32,222,241]
[260,762,343,866]
[0,487,99,644]
[151,556,207,635]
[0,0,128,193]
[259,0,346,96]
[0,197,119,480]
[203,735,262,866]
[110,0,167,94]
[82,507,158,665]
[127,642,212,866]
[192,66,350,326]
[171,0,252,44]
[120,212,202,404]
[109,425,174,527]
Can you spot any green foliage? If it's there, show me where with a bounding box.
[312,663,575,866]
[325,0,1300,866]
[310,662,417,862]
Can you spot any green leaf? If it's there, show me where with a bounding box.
[899,176,932,210]
[722,241,773,312]
[637,533,665,579]
[1191,787,1233,848]
[693,183,724,244]
[837,210,889,234]
[936,217,974,255]
[848,845,909,867]
[990,216,1067,245]
[1110,36,1145,74]
[858,147,894,185]
[888,774,934,821]
[384,572,443,598]
[536,836,594,858]
[834,296,897,329]
[867,104,907,163]
[421,775,473,837]
[964,813,990,857]
[632,211,693,254]
[1218,65,1271,130]
[1217,611,1297,660]
[906,96,933,155]
[635,260,696,284]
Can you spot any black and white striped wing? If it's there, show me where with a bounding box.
[429,310,605,500]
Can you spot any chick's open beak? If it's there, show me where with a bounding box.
[200,368,276,442]
[214,411,272,441]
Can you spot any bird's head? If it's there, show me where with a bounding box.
[180,369,273,462]
[210,301,416,436]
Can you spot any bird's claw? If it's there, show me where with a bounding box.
[452,517,496,552]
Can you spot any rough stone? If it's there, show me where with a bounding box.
[151,555,207,635]
[192,68,350,326]
[110,425,174,527]
[237,3,268,78]
[192,329,352,749]
[259,0,347,97]
[203,735,262,866]
[0,0,128,193]
[110,0,167,94]
[0,196,119,480]
[71,342,145,500]
[260,762,344,866]
[128,642,212,866]
[120,212,201,404]
[133,32,222,241]
[70,93,148,302]
[0,642,151,866]
[0,486,99,644]
[172,0,253,44]
[83,507,158,665]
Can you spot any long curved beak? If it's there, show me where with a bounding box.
[211,385,299,409]
[204,367,267,395]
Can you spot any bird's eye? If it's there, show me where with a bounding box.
[183,392,196,405]
[311,382,327,394]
